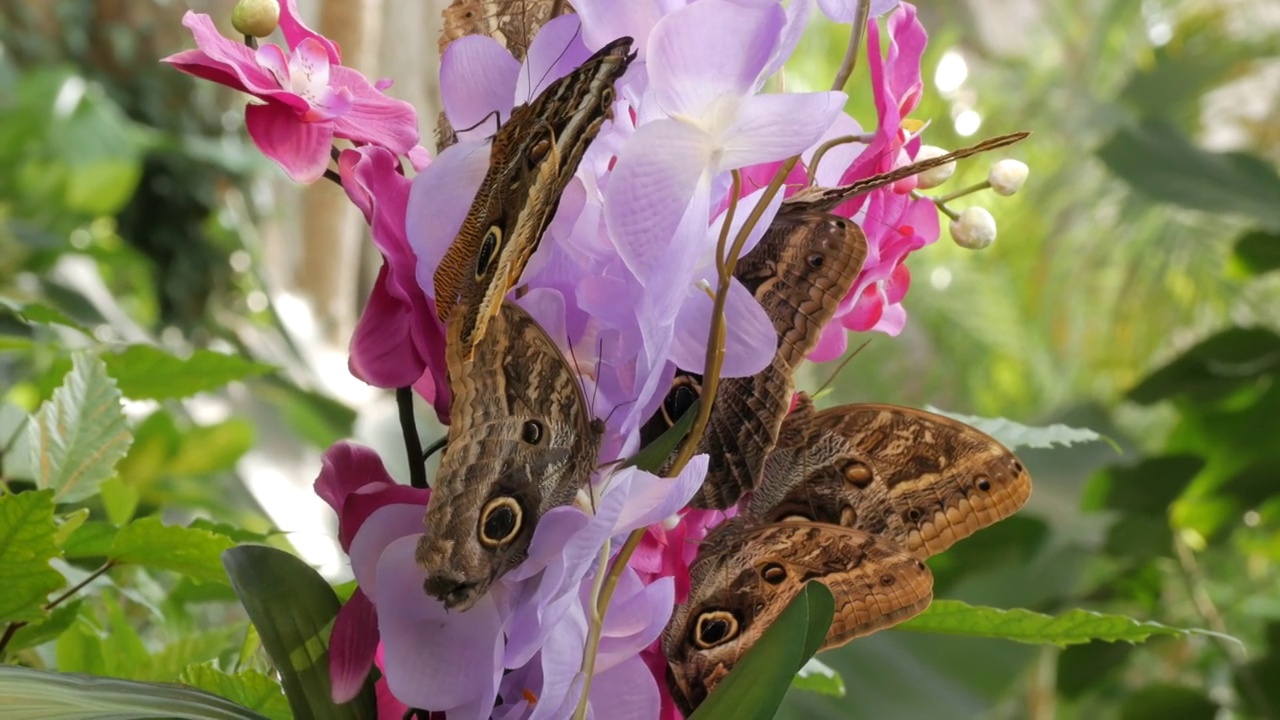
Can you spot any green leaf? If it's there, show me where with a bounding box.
[1234,229,1280,275]
[258,382,355,449]
[222,545,376,720]
[144,628,243,682]
[5,600,82,654]
[0,298,91,335]
[1097,119,1280,230]
[99,477,139,526]
[625,397,701,472]
[899,600,1233,647]
[0,664,270,720]
[61,521,118,559]
[1127,328,1280,404]
[53,508,90,547]
[1081,455,1204,514]
[26,352,133,503]
[166,420,254,476]
[110,517,235,585]
[0,489,65,623]
[790,658,846,698]
[1119,684,1218,720]
[690,582,834,720]
[178,665,291,720]
[924,407,1107,451]
[102,346,273,402]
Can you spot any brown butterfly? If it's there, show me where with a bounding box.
[416,301,603,610]
[433,37,635,358]
[439,0,562,61]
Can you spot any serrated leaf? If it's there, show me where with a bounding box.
[5,600,82,654]
[27,353,133,503]
[110,517,235,585]
[0,489,65,623]
[790,658,845,698]
[0,664,269,720]
[690,583,834,720]
[924,407,1107,451]
[144,628,243,682]
[61,521,118,559]
[899,600,1233,647]
[102,346,273,402]
[625,397,701,473]
[222,545,376,720]
[179,665,291,720]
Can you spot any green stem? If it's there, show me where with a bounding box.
[0,561,115,656]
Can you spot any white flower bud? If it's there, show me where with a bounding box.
[233,0,280,38]
[988,159,1029,196]
[913,145,956,189]
[950,207,997,249]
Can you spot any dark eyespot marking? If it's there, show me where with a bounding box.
[975,476,992,492]
[839,458,873,488]
[807,253,825,268]
[761,563,787,585]
[880,574,896,586]
[521,419,544,445]
[906,507,924,523]
[479,497,522,547]
[692,611,739,649]
[476,227,501,278]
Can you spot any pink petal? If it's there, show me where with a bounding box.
[289,37,333,93]
[669,277,775,377]
[517,14,592,102]
[761,0,813,80]
[348,264,424,387]
[278,0,342,63]
[610,457,709,535]
[573,0,666,58]
[528,609,589,720]
[244,102,333,183]
[588,655,660,720]
[809,318,850,362]
[647,0,784,116]
[440,36,521,143]
[327,66,420,153]
[605,119,712,286]
[164,13,287,98]
[347,505,429,592]
[313,441,391,518]
[329,588,378,703]
[818,0,903,22]
[720,91,847,169]
[406,141,492,299]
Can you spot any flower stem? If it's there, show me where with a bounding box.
[830,0,872,93]
[0,561,116,656]
[933,180,992,204]
[395,387,428,489]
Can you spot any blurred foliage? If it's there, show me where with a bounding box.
[1,0,1278,718]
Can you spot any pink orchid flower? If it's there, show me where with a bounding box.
[163,0,419,183]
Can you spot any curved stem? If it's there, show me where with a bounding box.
[574,529,646,720]
[830,0,872,93]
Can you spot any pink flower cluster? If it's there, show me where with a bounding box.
[167,1,938,718]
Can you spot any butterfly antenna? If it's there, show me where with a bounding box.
[421,435,448,463]
[530,24,583,101]
[456,108,503,137]
[813,338,873,398]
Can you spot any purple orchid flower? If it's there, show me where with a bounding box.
[163,0,420,183]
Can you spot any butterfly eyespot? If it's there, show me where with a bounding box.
[916,560,927,571]
[660,376,701,426]
[975,476,992,492]
[521,420,544,445]
[906,507,923,522]
[779,513,812,523]
[692,611,739,649]
[807,253,825,268]
[880,574,896,586]
[479,497,522,547]
[838,459,873,488]
[760,563,787,585]
[475,227,501,278]
[1012,460,1025,474]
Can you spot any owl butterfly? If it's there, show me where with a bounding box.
[638,204,870,508]
[438,0,561,60]
[433,37,635,358]
[640,131,1030,508]
[662,518,934,716]
[415,301,603,610]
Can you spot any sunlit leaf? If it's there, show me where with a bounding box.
[166,420,254,476]
[110,517,235,585]
[899,600,1232,647]
[222,546,376,720]
[102,346,273,402]
[790,658,845,698]
[27,353,133,503]
[690,583,835,720]
[0,664,269,720]
[179,665,291,720]
[61,521,118,559]
[0,489,65,623]
[924,407,1106,450]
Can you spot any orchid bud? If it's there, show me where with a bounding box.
[950,207,997,249]
[988,159,1029,196]
[914,145,956,189]
[232,0,280,38]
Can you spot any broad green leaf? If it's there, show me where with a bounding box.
[625,397,701,473]
[188,519,280,545]
[1119,684,1217,720]
[179,665,291,720]
[0,489,65,623]
[26,353,133,503]
[899,600,1230,647]
[99,477,139,526]
[5,600,83,654]
[0,298,91,335]
[1081,455,1203,514]
[257,382,356,449]
[102,346,273,402]
[144,627,243,682]
[0,664,269,720]
[925,407,1106,451]
[53,508,90,547]
[1234,229,1280,276]
[1127,328,1280,404]
[790,658,845,698]
[110,517,235,585]
[222,545,376,720]
[690,582,834,720]
[61,521,119,559]
[1097,120,1280,230]
[167,420,254,476]
[55,620,107,676]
